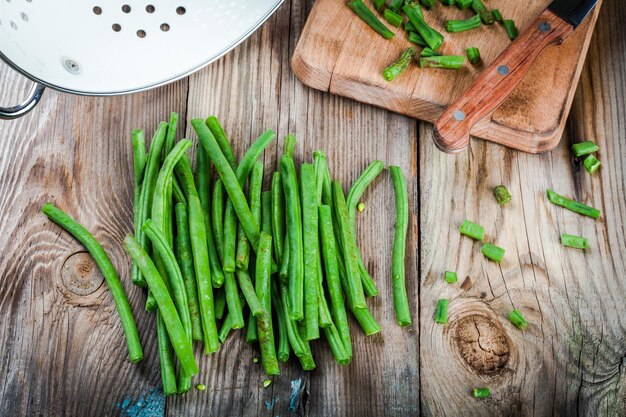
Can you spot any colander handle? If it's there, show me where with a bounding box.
[0,82,45,120]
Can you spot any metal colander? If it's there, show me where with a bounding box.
[0,0,283,119]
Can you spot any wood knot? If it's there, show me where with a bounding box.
[61,252,104,296]
[452,315,510,376]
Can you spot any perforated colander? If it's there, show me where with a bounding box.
[0,0,283,119]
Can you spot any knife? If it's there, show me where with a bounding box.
[433,0,599,153]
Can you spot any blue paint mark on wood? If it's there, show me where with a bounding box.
[265,398,277,410]
[289,379,303,412]
[117,388,165,417]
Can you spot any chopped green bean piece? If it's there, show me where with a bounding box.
[473,388,490,398]
[262,379,272,388]
[584,155,601,174]
[546,189,600,219]
[196,384,206,391]
[409,31,427,47]
[420,0,436,9]
[373,0,386,10]
[383,9,403,27]
[445,15,481,33]
[357,202,365,212]
[420,47,441,57]
[459,220,485,241]
[481,243,505,263]
[572,141,599,157]
[561,233,589,249]
[503,19,518,40]
[383,47,418,81]
[456,0,472,9]
[508,309,528,330]
[471,0,495,25]
[388,0,404,12]
[466,47,481,65]
[435,299,449,324]
[349,0,395,40]
[444,271,457,284]
[493,185,512,206]
[492,9,503,22]
[403,3,444,50]
[419,55,464,69]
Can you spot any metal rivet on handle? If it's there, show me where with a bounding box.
[497,65,510,76]
[539,21,551,32]
[453,110,466,121]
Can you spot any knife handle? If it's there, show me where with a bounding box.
[433,9,574,153]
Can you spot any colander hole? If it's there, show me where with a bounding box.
[137,29,146,38]
[93,6,102,15]
[160,23,170,32]
[122,4,131,13]
[146,5,155,13]
[20,12,28,21]
[10,20,17,30]
[112,23,121,32]
[176,6,186,15]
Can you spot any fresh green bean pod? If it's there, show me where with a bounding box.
[132,129,147,245]
[271,173,286,259]
[212,179,226,262]
[214,287,226,320]
[175,203,203,341]
[236,269,264,317]
[197,142,225,288]
[280,155,305,320]
[133,121,168,287]
[403,3,444,51]
[206,116,237,170]
[348,0,395,40]
[301,163,320,340]
[389,166,412,326]
[255,232,280,375]
[383,47,418,82]
[323,322,351,365]
[42,204,143,363]
[157,313,177,395]
[272,282,290,362]
[123,235,198,376]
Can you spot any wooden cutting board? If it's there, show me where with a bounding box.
[292,0,602,153]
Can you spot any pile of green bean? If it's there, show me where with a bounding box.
[42,113,411,396]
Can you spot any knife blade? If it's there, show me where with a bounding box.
[432,0,600,153]
[549,0,599,28]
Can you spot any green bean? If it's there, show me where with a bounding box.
[279,239,290,282]
[279,283,305,356]
[214,287,226,320]
[419,56,465,70]
[236,161,264,270]
[193,119,275,256]
[280,155,305,320]
[255,232,280,375]
[223,209,238,273]
[572,141,599,157]
[141,219,194,393]
[261,191,272,235]
[206,116,237,171]
[133,122,168,287]
[220,292,247,343]
[466,47,481,65]
[235,225,250,271]
[502,19,518,40]
[146,292,157,312]
[347,161,384,297]
[409,32,428,47]
[197,142,225,288]
[403,3,444,51]
[348,0,395,40]
[272,282,290,362]
[319,205,352,357]
[471,0,495,25]
[283,133,296,159]
[172,178,188,206]
[383,47,418,82]
[317,266,333,329]
[271,173,286,259]
[323,322,351,365]
[445,15,481,32]
[246,311,258,343]
[236,269,264,317]
[336,251,381,335]
[152,140,192,241]
[296,323,316,371]
[383,8,403,28]
[313,151,332,205]
[163,113,179,264]
[224,272,244,329]
[142,220,192,345]
[156,313,177,395]
[389,166,411,326]
[42,203,143,363]
[546,189,600,219]
[301,163,320,340]
[332,181,367,309]
[584,155,601,175]
[175,204,203,341]
[163,112,178,157]
[212,179,226,262]
[132,129,147,242]
[123,235,197,375]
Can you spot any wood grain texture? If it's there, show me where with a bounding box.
[0,0,623,415]
[292,0,602,153]
[433,9,574,153]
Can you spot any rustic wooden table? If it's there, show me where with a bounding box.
[0,1,624,416]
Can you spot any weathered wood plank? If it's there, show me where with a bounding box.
[419,0,625,415]
[169,1,419,416]
[0,62,189,416]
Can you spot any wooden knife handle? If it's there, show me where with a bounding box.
[433,9,574,153]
